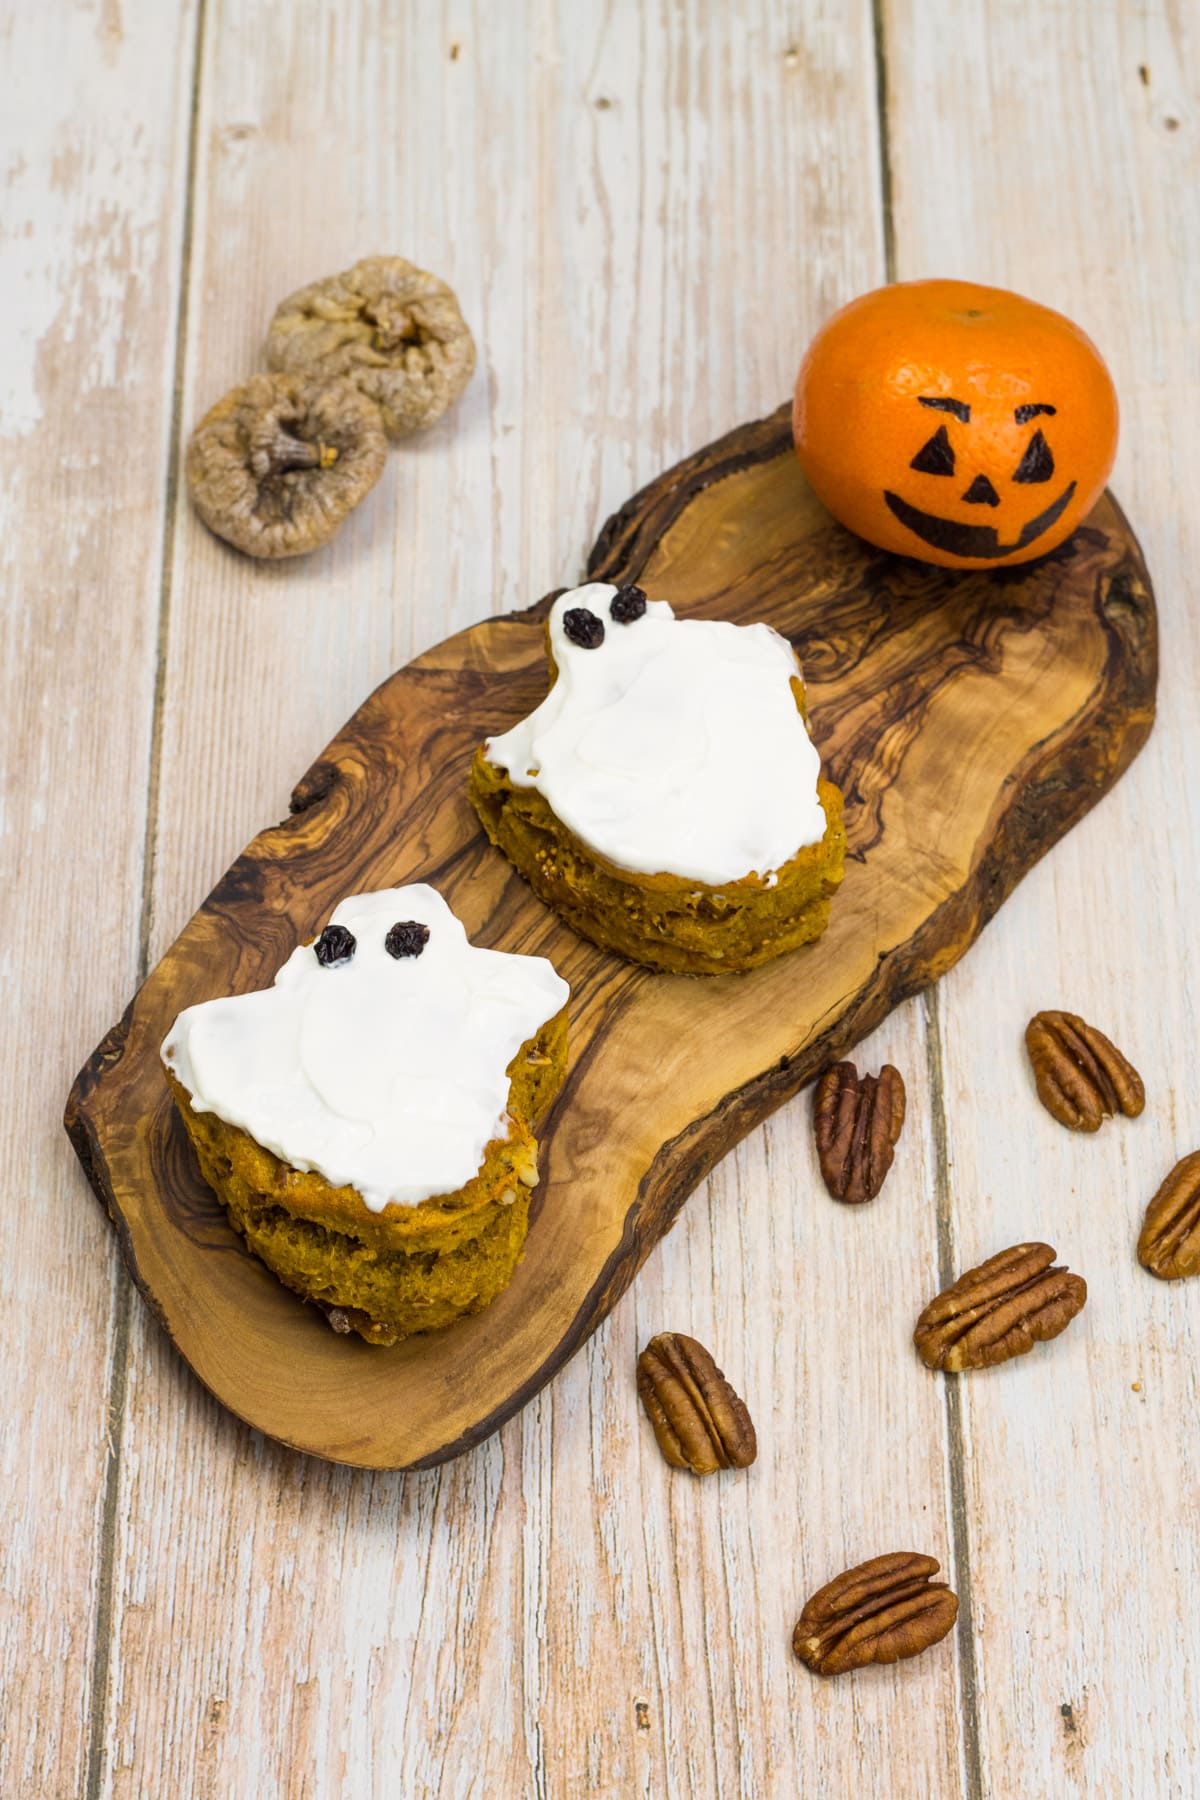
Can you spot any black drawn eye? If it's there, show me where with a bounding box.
[1013,429,1054,484]
[910,425,955,477]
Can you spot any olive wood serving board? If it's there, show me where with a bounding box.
[65,404,1157,1470]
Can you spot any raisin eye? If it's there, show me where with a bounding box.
[1013,428,1054,484]
[609,584,647,623]
[909,425,955,476]
[314,924,356,966]
[563,606,605,648]
[385,920,430,959]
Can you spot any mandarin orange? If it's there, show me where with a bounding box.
[792,280,1119,570]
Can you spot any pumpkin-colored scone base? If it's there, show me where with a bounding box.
[165,1005,568,1346]
[469,754,845,976]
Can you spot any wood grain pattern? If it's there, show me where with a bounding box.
[885,1,1200,1791]
[0,4,199,1796]
[67,408,1156,1470]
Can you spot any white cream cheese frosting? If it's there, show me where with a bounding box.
[161,885,569,1213]
[484,584,827,884]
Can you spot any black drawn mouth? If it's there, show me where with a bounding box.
[882,481,1077,559]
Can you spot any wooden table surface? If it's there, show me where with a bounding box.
[5,3,1198,1795]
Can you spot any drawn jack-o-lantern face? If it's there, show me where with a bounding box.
[792,280,1120,570]
[883,396,1076,561]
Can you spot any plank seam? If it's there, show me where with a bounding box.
[138,0,209,985]
[924,988,985,1800]
[83,1274,132,1800]
[84,2,210,1794]
[871,0,897,283]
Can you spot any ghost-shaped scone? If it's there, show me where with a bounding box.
[468,584,846,974]
[161,885,570,1346]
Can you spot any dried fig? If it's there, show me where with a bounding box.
[185,373,386,559]
[264,255,476,439]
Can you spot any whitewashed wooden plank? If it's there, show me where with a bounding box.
[581,999,964,1799]
[0,2,199,1795]
[96,0,973,1794]
[885,0,1200,1791]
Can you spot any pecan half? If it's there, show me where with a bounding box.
[813,1062,907,1203]
[1138,1152,1200,1281]
[636,1333,756,1474]
[793,1552,958,1676]
[1025,1010,1144,1132]
[914,1242,1086,1372]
